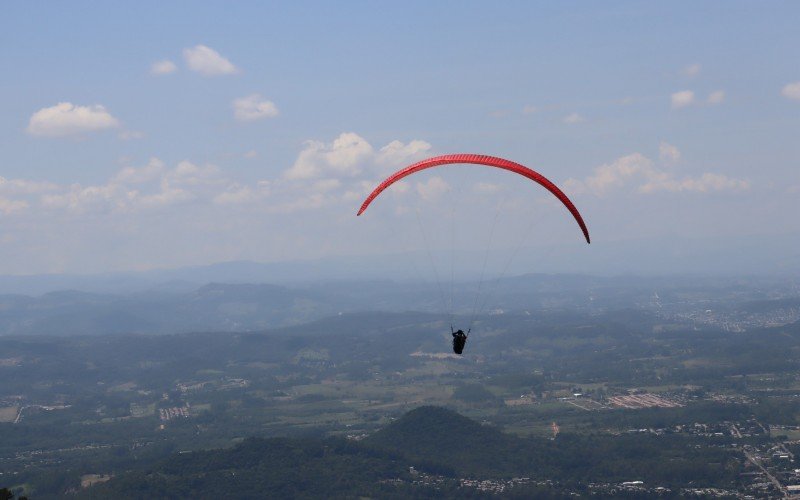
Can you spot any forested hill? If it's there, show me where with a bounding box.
[82,406,741,498]
[363,406,524,476]
[82,437,413,499]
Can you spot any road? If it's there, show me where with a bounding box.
[743,446,788,498]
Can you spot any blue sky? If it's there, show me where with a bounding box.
[0,2,798,275]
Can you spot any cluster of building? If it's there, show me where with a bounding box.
[458,476,538,494]
[396,472,739,497]
[660,306,800,331]
[0,395,23,408]
[391,468,553,495]
[740,442,800,497]
[158,406,190,422]
[623,419,767,439]
[680,487,740,497]
[608,392,683,409]
[587,481,671,496]
[554,390,689,412]
[0,357,22,367]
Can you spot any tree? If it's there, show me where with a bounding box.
[0,488,25,500]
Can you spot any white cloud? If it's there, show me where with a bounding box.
[41,183,133,213]
[565,150,749,196]
[27,102,120,137]
[183,45,238,76]
[707,90,725,105]
[4,132,431,223]
[640,172,750,193]
[0,197,29,214]
[782,82,800,101]
[659,142,681,164]
[566,153,654,196]
[416,176,450,201]
[277,133,432,214]
[257,180,271,192]
[316,133,373,173]
[311,179,342,193]
[136,185,194,209]
[269,193,329,214]
[168,160,222,186]
[213,184,258,205]
[377,140,432,167]
[563,112,585,124]
[342,180,380,203]
[0,177,59,195]
[285,133,430,180]
[473,182,503,194]
[681,63,701,77]
[522,105,538,115]
[232,94,279,121]
[118,130,144,140]
[243,150,258,159]
[150,60,177,75]
[284,146,327,179]
[671,90,695,109]
[286,133,372,180]
[114,158,166,184]
[36,158,230,215]
[386,180,409,194]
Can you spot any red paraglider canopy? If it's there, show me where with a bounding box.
[357,153,590,244]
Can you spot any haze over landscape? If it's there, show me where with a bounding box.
[3,2,800,499]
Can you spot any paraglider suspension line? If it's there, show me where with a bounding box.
[414,206,451,324]
[474,208,546,320]
[468,203,503,332]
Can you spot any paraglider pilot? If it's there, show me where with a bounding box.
[452,327,468,355]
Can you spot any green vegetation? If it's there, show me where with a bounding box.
[452,383,500,404]
[80,407,742,498]
[2,280,800,497]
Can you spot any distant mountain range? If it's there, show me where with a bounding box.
[0,283,335,336]
[0,271,796,336]
[2,230,799,297]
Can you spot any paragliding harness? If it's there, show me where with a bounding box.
[451,326,469,355]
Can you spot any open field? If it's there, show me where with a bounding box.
[0,406,19,423]
[608,393,683,409]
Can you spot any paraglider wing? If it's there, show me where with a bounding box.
[356,153,590,244]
